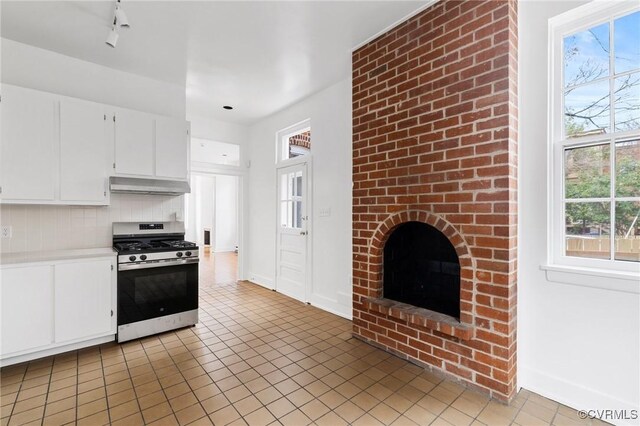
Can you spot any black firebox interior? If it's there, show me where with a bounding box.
[383,221,460,319]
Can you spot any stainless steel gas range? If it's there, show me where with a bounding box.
[113,222,198,343]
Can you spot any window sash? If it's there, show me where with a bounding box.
[549,2,640,272]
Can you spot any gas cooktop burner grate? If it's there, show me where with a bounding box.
[162,240,198,249]
[115,242,150,251]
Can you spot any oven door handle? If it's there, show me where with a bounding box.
[118,258,199,271]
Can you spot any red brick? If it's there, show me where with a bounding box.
[352,0,518,402]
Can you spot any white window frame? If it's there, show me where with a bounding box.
[275,119,311,164]
[548,1,640,277]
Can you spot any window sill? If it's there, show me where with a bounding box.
[540,264,640,294]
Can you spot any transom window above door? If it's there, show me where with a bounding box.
[277,119,311,163]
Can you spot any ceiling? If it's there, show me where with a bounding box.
[1,1,428,124]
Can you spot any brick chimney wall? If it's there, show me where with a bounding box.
[289,131,311,149]
[352,0,518,401]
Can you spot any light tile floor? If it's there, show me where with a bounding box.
[0,254,608,425]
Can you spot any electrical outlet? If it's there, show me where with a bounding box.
[1,226,12,239]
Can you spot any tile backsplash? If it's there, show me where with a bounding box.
[0,194,185,253]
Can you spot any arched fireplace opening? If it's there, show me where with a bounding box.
[383,221,461,319]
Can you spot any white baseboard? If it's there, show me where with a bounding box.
[214,247,237,253]
[309,294,352,320]
[520,365,639,425]
[248,272,274,290]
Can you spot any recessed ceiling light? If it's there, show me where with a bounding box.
[223,106,233,110]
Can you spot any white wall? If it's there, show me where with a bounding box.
[1,39,185,118]
[215,175,238,252]
[518,0,640,417]
[0,39,187,253]
[247,78,352,318]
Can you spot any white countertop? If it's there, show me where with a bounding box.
[0,247,116,266]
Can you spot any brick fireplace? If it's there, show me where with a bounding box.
[352,0,518,402]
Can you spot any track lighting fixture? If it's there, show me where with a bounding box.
[115,4,129,28]
[106,26,119,48]
[105,0,130,48]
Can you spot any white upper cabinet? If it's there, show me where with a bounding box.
[0,85,57,201]
[60,98,109,203]
[156,117,189,179]
[113,108,155,177]
[0,85,190,205]
[54,259,113,343]
[0,265,54,355]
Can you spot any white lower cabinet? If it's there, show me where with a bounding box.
[54,260,113,343]
[0,256,116,364]
[0,266,54,355]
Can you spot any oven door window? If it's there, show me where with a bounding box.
[118,263,198,325]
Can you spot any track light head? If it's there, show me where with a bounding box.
[106,27,119,48]
[115,6,130,28]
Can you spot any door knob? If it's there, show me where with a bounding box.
[300,231,307,235]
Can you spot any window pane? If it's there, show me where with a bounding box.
[614,11,640,74]
[564,80,610,137]
[564,144,610,198]
[564,22,610,88]
[295,174,302,197]
[288,130,311,159]
[294,201,302,229]
[614,72,640,132]
[280,201,288,227]
[280,174,288,201]
[616,139,640,197]
[615,201,640,262]
[565,202,611,260]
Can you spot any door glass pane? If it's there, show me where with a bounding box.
[280,201,289,228]
[564,143,610,198]
[615,201,640,262]
[614,73,640,132]
[288,173,294,199]
[616,139,640,197]
[564,80,610,137]
[294,201,302,229]
[614,11,640,74]
[564,22,609,87]
[565,202,611,259]
[280,174,288,201]
[296,173,302,197]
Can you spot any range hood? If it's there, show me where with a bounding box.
[110,177,190,195]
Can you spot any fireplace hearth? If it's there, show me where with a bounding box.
[384,222,460,319]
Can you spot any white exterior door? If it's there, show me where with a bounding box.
[276,162,308,302]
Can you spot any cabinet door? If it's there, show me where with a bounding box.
[0,266,54,356]
[54,260,113,343]
[156,118,189,179]
[114,109,154,177]
[60,99,108,203]
[0,85,57,201]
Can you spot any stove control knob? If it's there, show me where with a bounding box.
[185,251,192,257]
[140,255,147,261]
[176,252,183,258]
[129,255,136,262]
